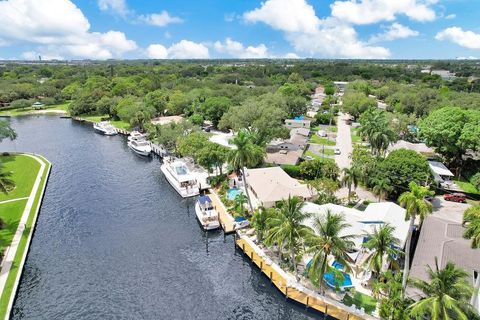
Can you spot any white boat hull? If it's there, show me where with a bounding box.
[160,164,200,198]
[128,142,151,156]
[195,202,220,231]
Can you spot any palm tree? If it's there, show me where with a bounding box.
[398,181,434,294]
[409,258,477,320]
[0,168,15,194]
[341,167,361,203]
[362,224,402,275]
[233,193,248,216]
[463,205,480,248]
[251,207,274,243]
[372,177,393,201]
[228,129,265,212]
[265,196,311,280]
[305,210,355,292]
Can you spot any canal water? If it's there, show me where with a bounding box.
[0,116,319,320]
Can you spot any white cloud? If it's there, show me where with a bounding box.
[445,13,456,20]
[146,44,168,59]
[243,0,320,34]
[214,38,269,58]
[21,51,64,60]
[456,56,477,60]
[243,0,390,59]
[0,0,137,59]
[167,40,209,59]
[285,52,300,59]
[369,23,419,43]
[436,27,480,49]
[138,11,183,27]
[98,0,129,16]
[331,0,437,25]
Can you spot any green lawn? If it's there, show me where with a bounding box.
[0,155,50,318]
[0,155,41,202]
[0,102,71,117]
[327,126,337,132]
[309,135,336,146]
[78,115,131,131]
[454,179,480,195]
[342,291,377,315]
[305,149,334,159]
[0,200,27,253]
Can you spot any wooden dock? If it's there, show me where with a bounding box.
[207,190,235,234]
[236,236,376,320]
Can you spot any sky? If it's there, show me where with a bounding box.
[0,0,480,60]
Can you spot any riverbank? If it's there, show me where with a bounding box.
[0,153,51,319]
[0,102,70,117]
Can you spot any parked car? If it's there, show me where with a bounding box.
[444,193,467,203]
[304,155,314,161]
[334,148,341,155]
[317,130,327,137]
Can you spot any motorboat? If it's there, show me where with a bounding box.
[127,139,152,156]
[160,159,200,198]
[93,121,117,136]
[128,131,147,142]
[195,195,220,231]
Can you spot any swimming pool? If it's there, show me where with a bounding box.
[227,187,242,200]
[323,271,353,290]
[332,261,344,270]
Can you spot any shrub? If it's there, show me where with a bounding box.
[470,172,480,190]
[281,164,301,178]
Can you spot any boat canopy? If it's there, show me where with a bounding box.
[199,195,212,204]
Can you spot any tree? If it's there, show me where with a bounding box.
[145,89,168,114]
[341,167,361,203]
[176,132,209,161]
[305,210,355,292]
[0,167,15,194]
[409,258,478,320]
[166,90,189,115]
[398,181,434,294]
[373,149,431,198]
[0,120,17,142]
[372,177,393,201]
[358,108,398,156]
[265,196,311,280]
[197,142,228,176]
[342,92,377,120]
[200,96,232,127]
[362,224,401,275]
[251,207,274,243]
[462,205,480,249]
[299,158,339,180]
[228,130,265,212]
[375,271,413,320]
[419,107,480,166]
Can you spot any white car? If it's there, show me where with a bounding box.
[334,148,341,155]
[317,130,327,137]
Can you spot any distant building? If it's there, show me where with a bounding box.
[285,118,311,129]
[431,69,456,80]
[266,128,310,153]
[333,81,348,92]
[245,167,317,208]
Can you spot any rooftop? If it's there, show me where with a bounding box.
[388,140,435,155]
[428,160,454,177]
[265,149,303,166]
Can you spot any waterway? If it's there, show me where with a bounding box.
[0,116,319,320]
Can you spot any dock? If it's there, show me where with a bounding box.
[207,190,235,234]
[236,235,377,320]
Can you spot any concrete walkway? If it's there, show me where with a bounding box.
[0,197,29,205]
[0,154,46,298]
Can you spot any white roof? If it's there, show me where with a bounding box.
[302,202,409,249]
[246,167,316,203]
[389,140,434,154]
[428,161,454,177]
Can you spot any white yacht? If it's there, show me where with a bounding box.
[160,159,200,198]
[195,195,220,231]
[127,139,152,156]
[93,121,117,136]
[128,131,147,142]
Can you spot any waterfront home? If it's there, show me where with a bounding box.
[301,202,410,263]
[285,118,311,129]
[407,214,480,312]
[245,167,317,208]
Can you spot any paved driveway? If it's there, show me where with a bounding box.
[431,196,471,223]
[334,113,352,169]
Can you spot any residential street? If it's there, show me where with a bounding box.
[334,112,353,170]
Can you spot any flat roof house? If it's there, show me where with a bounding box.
[245,167,317,208]
[428,160,454,183]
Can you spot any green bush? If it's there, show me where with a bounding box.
[281,164,301,178]
[470,172,480,190]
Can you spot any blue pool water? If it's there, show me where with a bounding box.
[323,272,353,289]
[332,261,344,270]
[227,188,242,200]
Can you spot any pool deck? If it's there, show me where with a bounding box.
[236,234,378,320]
[207,190,235,234]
